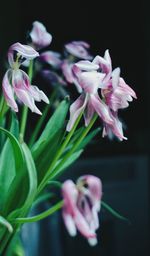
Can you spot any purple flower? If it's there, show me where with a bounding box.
[2,43,49,114]
[40,51,62,68]
[29,21,52,50]
[65,41,92,60]
[62,175,102,246]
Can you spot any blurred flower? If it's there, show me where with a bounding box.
[29,21,52,50]
[65,41,92,60]
[40,51,62,68]
[62,175,102,246]
[62,41,92,92]
[2,43,49,114]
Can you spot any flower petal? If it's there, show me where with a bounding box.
[30,21,52,49]
[75,60,99,71]
[28,86,49,104]
[2,70,18,112]
[65,41,92,60]
[90,94,113,124]
[40,51,62,68]
[8,43,39,67]
[66,94,88,131]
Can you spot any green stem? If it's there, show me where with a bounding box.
[14,201,63,224]
[49,114,98,180]
[37,111,83,194]
[29,87,58,147]
[19,60,33,142]
[0,96,8,123]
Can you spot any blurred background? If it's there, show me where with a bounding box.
[0,0,149,255]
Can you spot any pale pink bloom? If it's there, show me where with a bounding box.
[40,51,62,68]
[102,68,137,112]
[2,43,49,114]
[62,175,102,246]
[30,21,52,50]
[65,41,92,60]
[66,60,114,131]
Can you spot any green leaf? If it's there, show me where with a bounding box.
[0,216,13,233]
[20,143,37,214]
[76,127,101,150]
[49,149,83,179]
[0,127,24,211]
[4,143,37,217]
[101,201,130,224]
[32,98,69,158]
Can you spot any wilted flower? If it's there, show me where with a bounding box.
[2,42,49,114]
[62,175,102,246]
[66,59,114,131]
[29,21,52,50]
[67,50,136,140]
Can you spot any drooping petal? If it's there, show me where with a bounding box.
[2,69,18,112]
[40,51,62,68]
[74,209,96,239]
[62,211,77,237]
[66,94,88,131]
[90,94,113,125]
[30,21,52,49]
[28,86,49,104]
[102,112,127,141]
[12,70,42,115]
[65,41,92,60]
[8,43,39,67]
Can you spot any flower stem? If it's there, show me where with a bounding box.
[49,114,98,179]
[37,111,83,194]
[19,60,33,142]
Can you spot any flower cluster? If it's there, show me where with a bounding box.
[0,21,137,251]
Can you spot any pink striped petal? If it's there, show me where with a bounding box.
[90,94,113,124]
[28,86,49,104]
[2,70,18,112]
[66,94,88,131]
[30,21,52,49]
[8,43,39,67]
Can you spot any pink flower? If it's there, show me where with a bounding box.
[65,41,92,60]
[29,21,52,50]
[67,50,136,141]
[66,59,114,131]
[62,175,102,246]
[40,51,62,68]
[2,43,49,114]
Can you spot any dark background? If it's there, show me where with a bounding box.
[0,1,149,255]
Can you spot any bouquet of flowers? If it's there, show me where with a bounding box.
[0,21,136,255]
